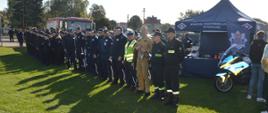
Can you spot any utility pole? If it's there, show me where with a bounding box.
[143,8,146,23]
[126,14,129,28]
[22,0,25,30]
[127,14,129,22]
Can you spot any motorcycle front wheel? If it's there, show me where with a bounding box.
[215,76,233,93]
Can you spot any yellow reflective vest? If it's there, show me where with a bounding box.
[124,40,137,62]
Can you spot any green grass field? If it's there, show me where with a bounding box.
[0,47,265,113]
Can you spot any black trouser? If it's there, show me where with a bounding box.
[9,35,14,42]
[86,54,98,75]
[98,58,111,80]
[151,63,165,89]
[66,50,76,69]
[40,46,50,65]
[55,48,64,65]
[164,66,180,92]
[124,62,136,88]
[112,58,124,84]
[18,39,23,47]
[76,51,84,69]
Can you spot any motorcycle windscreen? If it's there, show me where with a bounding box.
[224,61,250,76]
[222,56,234,64]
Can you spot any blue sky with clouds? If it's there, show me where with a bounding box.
[1,0,268,24]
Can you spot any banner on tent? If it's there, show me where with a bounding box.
[227,22,255,55]
[176,22,227,31]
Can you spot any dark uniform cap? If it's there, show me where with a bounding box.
[165,27,175,33]
[153,32,162,37]
[85,28,92,32]
[115,26,123,31]
[98,28,104,32]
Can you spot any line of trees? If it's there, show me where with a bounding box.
[7,0,43,28]
[4,0,208,30]
[5,0,115,29]
[5,1,268,31]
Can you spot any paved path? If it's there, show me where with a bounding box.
[0,36,24,47]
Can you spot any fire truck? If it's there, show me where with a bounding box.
[47,17,95,31]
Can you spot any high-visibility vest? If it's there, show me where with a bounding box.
[124,40,137,62]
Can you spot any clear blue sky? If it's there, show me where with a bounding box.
[1,0,268,24]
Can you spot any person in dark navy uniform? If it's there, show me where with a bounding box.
[85,29,99,76]
[150,32,167,100]
[111,27,127,85]
[98,28,113,80]
[163,27,185,106]
[74,27,86,71]
[62,30,77,69]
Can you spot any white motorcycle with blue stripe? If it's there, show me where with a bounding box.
[215,45,251,93]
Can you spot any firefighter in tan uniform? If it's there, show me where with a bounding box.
[135,25,153,96]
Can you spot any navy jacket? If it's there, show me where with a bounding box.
[98,36,113,59]
[112,33,127,59]
[85,35,99,56]
[151,42,167,65]
[165,38,185,66]
[74,32,85,54]
[62,33,75,52]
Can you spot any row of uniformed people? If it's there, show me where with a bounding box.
[24,28,64,65]
[62,26,185,106]
[24,26,187,107]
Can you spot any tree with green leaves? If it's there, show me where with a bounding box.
[160,23,172,32]
[89,4,112,29]
[127,15,142,31]
[8,0,43,28]
[178,9,204,21]
[0,9,9,27]
[94,17,110,29]
[90,4,106,20]
[109,20,117,30]
[44,0,89,19]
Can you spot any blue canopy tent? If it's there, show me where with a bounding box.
[176,0,257,77]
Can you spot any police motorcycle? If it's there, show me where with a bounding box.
[214,44,251,93]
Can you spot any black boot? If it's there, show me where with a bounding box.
[172,94,179,107]
[162,92,173,105]
[159,90,165,100]
[152,89,160,100]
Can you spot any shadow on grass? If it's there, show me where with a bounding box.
[0,47,53,74]
[2,47,263,113]
[18,70,177,113]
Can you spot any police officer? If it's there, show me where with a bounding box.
[16,29,24,47]
[135,25,153,96]
[54,31,64,65]
[98,28,113,80]
[111,27,127,85]
[84,29,99,76]
[124,29,137,90]
[39,33,50,65]
[49,33,57,64]
[151,32,167,100]
[163,27,185,106]
[74,27,86,71]
[62,30,77,69]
